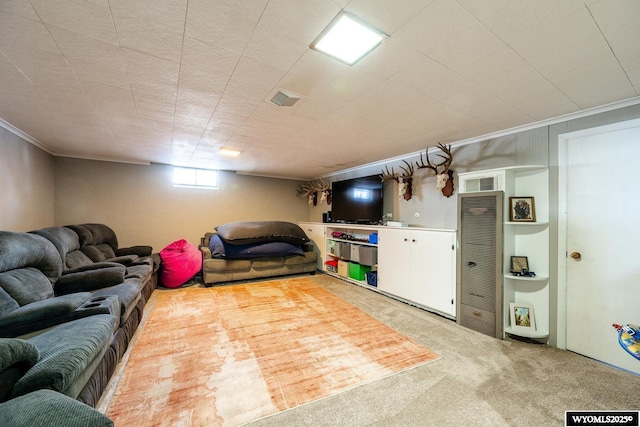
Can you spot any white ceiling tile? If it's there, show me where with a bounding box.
[67,58,129,90]
[454,0,510,22]
[254,0,339,44]
[427,23,506,71]
[0,55,41,97]
[185,0,267,55]
[392,0,478,55]
[549,56,635,107]
[347,0,431,34]
[389,56,450,92]
[530,35,613,79]
[30,0,119,45]
[356,37,423,79]
[115,21,183,63]
[0,0,40,20]
[457,46,529,85]
[587,0,640,33]
[47,25,123,70]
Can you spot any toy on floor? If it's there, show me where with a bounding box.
[612,323,640,361]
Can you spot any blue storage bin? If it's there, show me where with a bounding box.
[365,271,378,287]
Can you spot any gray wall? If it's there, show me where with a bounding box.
[0,126,54,231]
[53,158,310,251]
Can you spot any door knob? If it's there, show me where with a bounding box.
[570,252,582,260]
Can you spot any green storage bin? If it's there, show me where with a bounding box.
[349,263,371,281]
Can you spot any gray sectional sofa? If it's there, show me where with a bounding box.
[199,221,318,287]
[0,224,159,424]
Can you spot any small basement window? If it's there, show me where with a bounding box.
[173,167,218,189]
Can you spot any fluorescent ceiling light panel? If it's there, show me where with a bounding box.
[219,148,241,157]
[311,11,387,65]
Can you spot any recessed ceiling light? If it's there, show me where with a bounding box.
[310,11,388,65]
[219,148,241,157]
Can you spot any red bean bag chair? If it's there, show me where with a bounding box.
[159,239,201,288]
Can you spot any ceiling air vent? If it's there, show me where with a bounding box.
[270,90,301,107]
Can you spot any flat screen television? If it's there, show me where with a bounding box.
[330,175,383,224]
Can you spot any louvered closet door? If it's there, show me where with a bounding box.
[457,191,503,338]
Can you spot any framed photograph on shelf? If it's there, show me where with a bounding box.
[509,196,536,222]
[510,302,536,331]
[510,256,529,274]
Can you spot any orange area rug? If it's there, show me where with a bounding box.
[106,277,440,426]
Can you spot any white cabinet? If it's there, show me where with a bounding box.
[378,228,456,318]
[303,222,457,319]
[299,222,326,270]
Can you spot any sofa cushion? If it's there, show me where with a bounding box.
[0,232,62,282]
[13,314,116,399]
[215,221,310,245]
[208,234,304,259]
[203,259,252,273]
[0,268,54,309]
[0,389,114,427]
[30,227,94,270]
[284,252,318,266]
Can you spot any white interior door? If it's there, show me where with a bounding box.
[564,120,640,374]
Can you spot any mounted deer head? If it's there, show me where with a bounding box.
[397,160,415,201]
[315,178,331,205]
[380,160,415,201]
[416,143,455,198]
[297,179,332,206]
[296,182,317,206]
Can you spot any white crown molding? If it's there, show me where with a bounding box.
[1,118,150,165]
[56,152,151,166]
[322,96,640,178]
[0,118,53,154]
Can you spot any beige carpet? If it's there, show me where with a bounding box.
[105,277,440,426]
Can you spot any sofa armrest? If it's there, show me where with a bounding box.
[199,246,212,260]
[0,338,40,402]
[0,293,93,338]
[0,389,114,426]
[55,265,125,295]
[116,245,152,257]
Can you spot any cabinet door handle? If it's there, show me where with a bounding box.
[404,238,408,242]
[412,239,416,243]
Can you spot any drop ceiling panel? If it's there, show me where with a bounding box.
[30,0,118,45]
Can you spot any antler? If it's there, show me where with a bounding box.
[314,178,330,192]
[398,159,414,179]
[296,182,315,198]
[379,165,398,182]
[416,143,452,174]
[436,143,452,174]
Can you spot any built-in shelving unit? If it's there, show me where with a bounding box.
[458,165,550,341]
[299,222,457,319]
